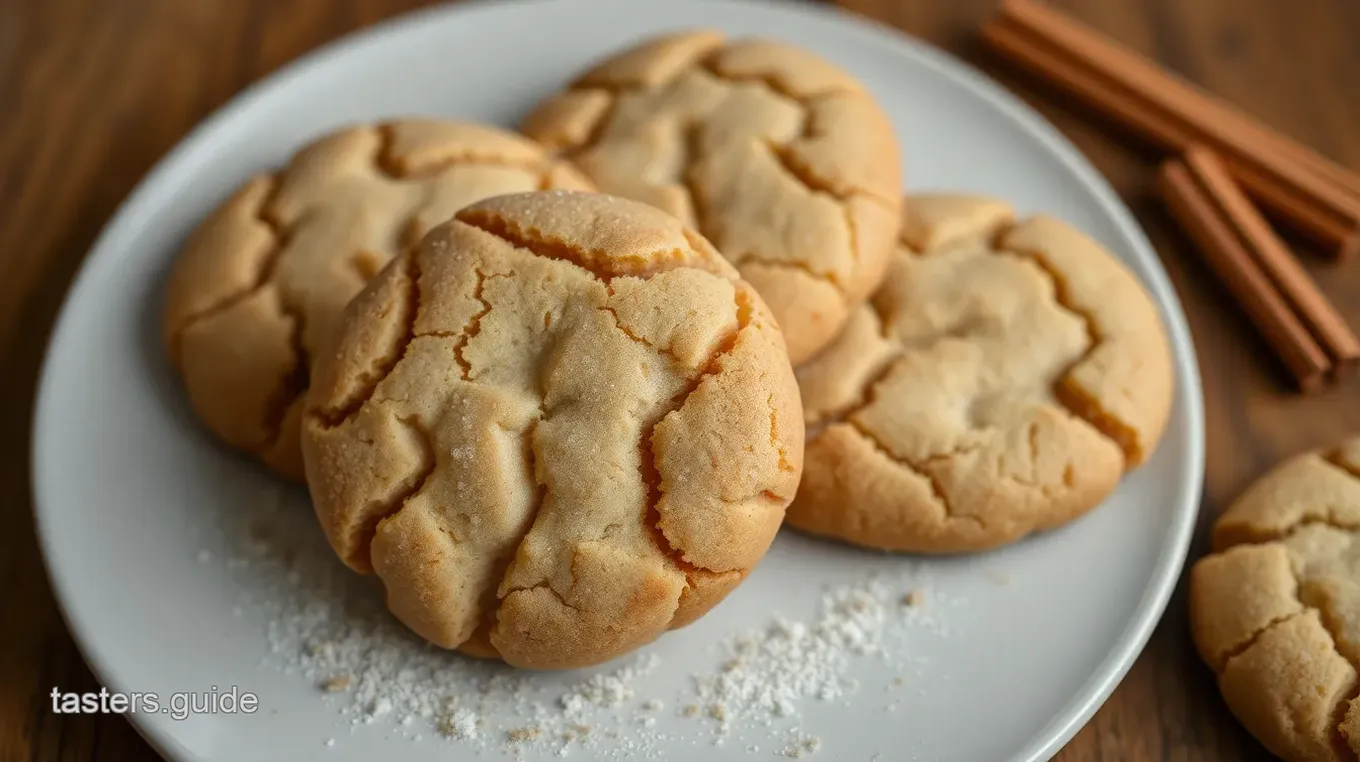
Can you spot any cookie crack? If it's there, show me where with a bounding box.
[698,57,858,104]
[807,352,904,434]
[349,413,438,570]
[452,268,500,381]
[374,122,547,179]
[768,393,795,474]
[998,243,1141,467]
[598,304,686,369]
[167,178,316,453]
[764,138,862,205]
[648,290,752,578]
[1230,516,1360,547]
[312,250,422,427]
[1327,451,1360,482]
[1215,551,1360,758]
[552,88,619,159]
[845,418,985,530]
[167,176,287,363]
[1217,610,1309,673]
[481,410,549,650]
[1301,589,1360,760]
[1217,598,1360,761]
[456,209,695,283]
[260,300,310,448]
[500,580,583,615]
[700,64,895,209]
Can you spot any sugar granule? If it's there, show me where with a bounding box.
[212,483,969,760]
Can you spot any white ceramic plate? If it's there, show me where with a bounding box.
[32,0,1205,760]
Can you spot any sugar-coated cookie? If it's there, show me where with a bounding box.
[163,120,592,480]
[787,194,1173,552]
[302,190,804,669]
[522,30,902,364]
[1190,436,1360,762]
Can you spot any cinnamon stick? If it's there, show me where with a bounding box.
[1181,148,1360,378]
[1000,0,1360,202]
[985,0,1360,258]
[1158,152,1355,391]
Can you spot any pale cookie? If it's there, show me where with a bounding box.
[1190,436,1360,762]
[522,30,902,364]
[162,119,592,480]
[787,194,1173,552]
[301,190,804,669]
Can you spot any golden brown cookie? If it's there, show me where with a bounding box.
[1190,436,1360,762]
[301,190,804,669]
[787,194,1173,552]
[162,120,592,480]
[521,30,902,364]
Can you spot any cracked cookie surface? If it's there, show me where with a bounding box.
[1190,436,1360,762]
[301,190,804,669]
[162,119,592,480]
[787,194,1173,552]
[521,30,902,364]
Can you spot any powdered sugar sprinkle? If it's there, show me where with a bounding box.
[203,484,973,758]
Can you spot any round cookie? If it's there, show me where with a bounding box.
[522,30,902,364]
[1190,437,1360,762]
[301,190,804,669]
[162,119,592,480]
[788,194,1173,552]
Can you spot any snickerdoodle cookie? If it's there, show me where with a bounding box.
[1190,436,1360,762]
[522,30,902,364]
[163,120,591,480]
[301,190,804,669]
[788,194,1173,552]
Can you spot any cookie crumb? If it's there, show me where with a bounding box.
[902,589,926,608]
[988,570,1012,586]
[708,702,727,721]
[681,704,699,717]
[439,709,479,740]
[506,726,541,743]
[641,699,663,711]
[319,675,351,693]
[782,733,821,757]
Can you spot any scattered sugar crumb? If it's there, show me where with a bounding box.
[506,726,541,743]
[324,738,335,748]
[364,696,393,722]
[319,675,351,693]
[440,709,479,740]
[783,732,821,757]
[210,484,969,759]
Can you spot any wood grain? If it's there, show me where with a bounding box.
[1,0,1358,759]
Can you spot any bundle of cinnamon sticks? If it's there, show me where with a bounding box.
[982,0,1360,390]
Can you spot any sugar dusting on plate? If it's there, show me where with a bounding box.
[208,484,970,758]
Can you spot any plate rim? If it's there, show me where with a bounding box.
[30,0,1206,760]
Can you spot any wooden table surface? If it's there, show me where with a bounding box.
[2,0,1358,759]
